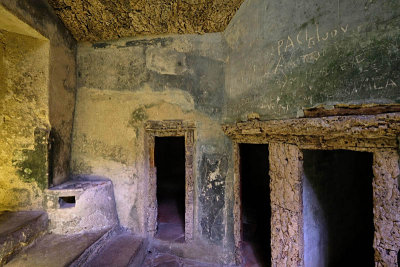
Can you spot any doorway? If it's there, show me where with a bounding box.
[154,137,186,242]
[239,144,271,267]
[303,150,374,267]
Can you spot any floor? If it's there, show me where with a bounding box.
[241,223,270,267]
[143,249,222,267]
[6,231,107,267]
[155,198,185,243]
[242,241,268,267]
[1,208,270,266]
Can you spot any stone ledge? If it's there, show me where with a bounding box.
[222,112,400,150]
[0,211,48,265]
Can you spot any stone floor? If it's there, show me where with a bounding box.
[84,232,146,267]
[155,198,185,243]
[241,241,268,267]
[143,250,223,267]
[6,231,106,267]
[0,208,269,266]
[0,211,48,265]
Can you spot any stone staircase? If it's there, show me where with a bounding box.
[71,227,147,267]
[1,180,147,267]
[0,211,48,266]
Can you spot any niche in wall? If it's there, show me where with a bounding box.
[303,150,374,267]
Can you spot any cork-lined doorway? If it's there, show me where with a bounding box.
[303,150,374,266]
[145,121,195,242]
[223,112,400,266]
[238,143,271,266]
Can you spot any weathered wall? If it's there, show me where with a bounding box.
[223,0,400,122]
[373,150,400,266]
[0,1,77,211]
[0,0,77,187]
[0,29,49,210]
[72,33,234,261]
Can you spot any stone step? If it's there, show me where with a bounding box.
[5,230,108,267]
[0,211,48,265]
[84,232,147,267]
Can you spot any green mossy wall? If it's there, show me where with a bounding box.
[0,29,49,210]
[224,0,400,121]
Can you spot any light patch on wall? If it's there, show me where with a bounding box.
[0,5,47,40]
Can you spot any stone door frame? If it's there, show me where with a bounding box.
[145,120,195,241]
[223,113,400,266]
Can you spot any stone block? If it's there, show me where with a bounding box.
[45,180,118,234]
[0,211,48,265]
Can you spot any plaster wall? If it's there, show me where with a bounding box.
[69,0,400,263]
[72,34,235,262]
[0,0,77,187]
[0,28,49,211]
[223,0,400,122]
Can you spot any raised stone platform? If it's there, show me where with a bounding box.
[0,211,48,265]
[45,180,118,234]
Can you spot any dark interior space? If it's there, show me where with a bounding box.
[154,137,186,242]
[59,196,76,209]
[239,144,271,267]
[303,150,374,267]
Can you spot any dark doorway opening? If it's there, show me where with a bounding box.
[303,150,374,267]
[154,137,185,242]
[239,144,271,267]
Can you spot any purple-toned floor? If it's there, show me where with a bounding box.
[242,241,268,267]
[143,251,222,267]
[155,198,185,243]
[151,199,269,266]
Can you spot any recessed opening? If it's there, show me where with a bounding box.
[398,250,400,267]
[154,136,185,242]
[239,144,271,267]
[303,150,374,267]
[58,196,75,209]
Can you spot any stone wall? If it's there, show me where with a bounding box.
[72,33,234,262]
[0,28,49,210]
[68,0,400,264]
[223,0,400,122]
[0,0,76,210]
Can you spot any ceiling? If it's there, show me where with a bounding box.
[47,0,244,42]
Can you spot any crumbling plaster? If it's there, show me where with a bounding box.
[224,112,400,266]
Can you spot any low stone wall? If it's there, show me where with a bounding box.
[45,180,118,234]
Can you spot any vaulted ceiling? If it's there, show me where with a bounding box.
[48,0,244,42]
